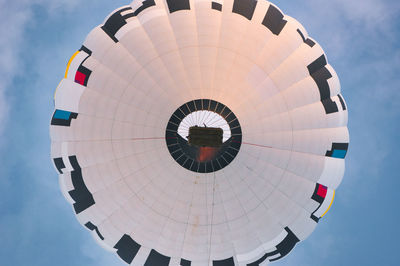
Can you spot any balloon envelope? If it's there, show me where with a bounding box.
[50,0,349,265]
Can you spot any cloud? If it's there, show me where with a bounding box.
[0,0,79,136]
[276,233,336,266]
[0,3,30,135]
[80,237,122,266]
[333,0,400,29]
[0,1,397,265]
[281,0,399,58]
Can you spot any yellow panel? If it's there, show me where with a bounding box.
[64,51,80,78]
[321,190,335,218]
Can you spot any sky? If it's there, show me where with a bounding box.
[0,0,399,265]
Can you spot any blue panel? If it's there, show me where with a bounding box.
[332,149,347,159]
[53,109,71,120]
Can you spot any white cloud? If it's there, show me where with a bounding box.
[284,0,399,57]
[333,0,399,29]
[0,0,79,136]
[80,237,122,266]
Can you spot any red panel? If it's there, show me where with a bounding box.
[75,71,86,85]
[317,185,328,198]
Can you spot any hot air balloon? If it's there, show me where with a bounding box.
[50,0,349,265]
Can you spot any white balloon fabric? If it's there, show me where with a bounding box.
[50,0,349,265]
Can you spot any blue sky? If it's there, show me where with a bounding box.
[0,0,399,265]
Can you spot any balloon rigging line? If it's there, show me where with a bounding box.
[130,137,274,149]
[208,171,217,264]
[203,110,214,125]
[129,137,274,150]
[130,137,172,141]
[241,142,273,149]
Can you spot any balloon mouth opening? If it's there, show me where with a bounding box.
[166,99,242,173]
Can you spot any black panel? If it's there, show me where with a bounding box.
[297,29,306,41]
[205,161,214,172]
[171,149,184,160]
[79,45,92,55]
[180,104,190,115]
[85,222,104,240]
[228,147,239,157]
[176,155,187,165]
[220,106,232,119]
[217,157,228,168]
[101,7,133,42]
[232,0,257,20]
[169,114,181,125]
[230,127,242,136]
[311,215,320,223]
[307,55,339,114]
[167,122,178,131]
[53,158,65,174]
[67,156,95,214]
[225,112,236,123]
[183,158,194,169]
[247,227,300,265]
[166,0,190,13]
[262,5,287,35]
[194,99,203,110]
[228,118,240,129]
[230,139,242,150]
[213,257,235,266]
[173,108,186,120]
[337,94,347,110]
[270,227,300,261]
[209,100,217,112]
[308,55,327,75]
[144,249,171,266]
[212,2,222,11]
[311,68,331,99]
[224,151,234,159]
[133,0,156,16]
[85,221,96,231]
[181,258,191,266]
[215,103,224,114]
[51,111,78,127]
[168,143,181,154]
[311,201,323,222]
[220,155,229,164]
[187,101,196,112]
[297,29,315,48]
[198,162,206,173]
[321,98,339,114]
[305,38,316,47]
[166,131,178,142]
[203,99,211,110]
[114,234,141,264]
[190,161,200,172]
[247,252,276,266]
[211,160,222,171]
[231,136,242,147]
